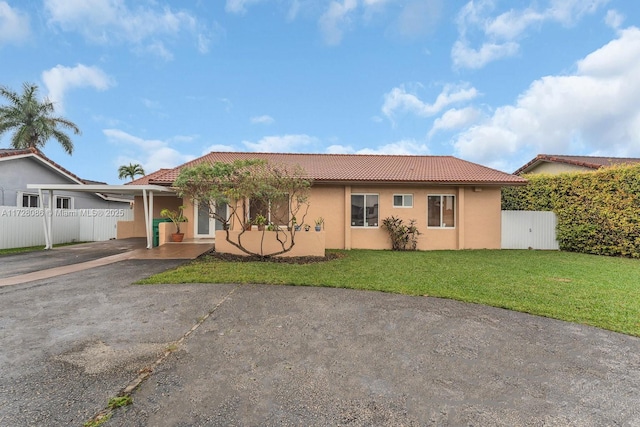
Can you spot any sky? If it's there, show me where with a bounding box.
[1,0,640,184]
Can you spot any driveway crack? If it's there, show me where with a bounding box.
[83,284,239,426]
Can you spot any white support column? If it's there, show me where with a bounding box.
[38,189,51,250]
[142,189,151,249]
[149,191,154,248]
[48,190,54,249]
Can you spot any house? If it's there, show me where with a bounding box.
[120,152,526,252]
[514,154,640,175]
[0,147,131,209]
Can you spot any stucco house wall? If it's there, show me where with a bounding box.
[118,195,183,239]
[124,184,503,251]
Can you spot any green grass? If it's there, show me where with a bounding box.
[0,241,88,256]
[139,249,640,337]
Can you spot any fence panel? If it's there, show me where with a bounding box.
[0,206,133,249]
[501,210,559,250]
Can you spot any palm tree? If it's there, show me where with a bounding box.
[118,163,146,181]
[0,82,81,155]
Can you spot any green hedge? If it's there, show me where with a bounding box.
[502,164,640,258]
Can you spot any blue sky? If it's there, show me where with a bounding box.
[1,0,639,184]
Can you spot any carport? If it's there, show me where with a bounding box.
[27,184,175,250]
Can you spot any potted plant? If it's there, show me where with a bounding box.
[304,224,311,232]
[254,214,267,231]
[160,206,188,242]
[292,216,301,231]
[315,217,324,232]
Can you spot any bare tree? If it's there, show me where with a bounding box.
[173,159,312,258]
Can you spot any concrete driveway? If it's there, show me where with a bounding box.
[1,245,639,426]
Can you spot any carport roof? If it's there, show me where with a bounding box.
[26,183,175,195]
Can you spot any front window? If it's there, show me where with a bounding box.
[22,193,39,208]
[351,194,378,227]
[393,194,413,208]
[428,195,455,228]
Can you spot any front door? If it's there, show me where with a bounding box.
[194,201,228,238]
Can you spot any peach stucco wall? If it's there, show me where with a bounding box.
[117,194,185,239]
[119,184,503,251]
[461,187,502,249]
[215,230,325,257]
[309,184,502,250]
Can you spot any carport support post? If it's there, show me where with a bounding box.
[38,189,51,250]
[142,189,152,249]
[38,188,53,250]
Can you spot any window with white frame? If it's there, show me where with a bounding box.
[351,194,378,227]
[427,195,455,228]
[21,193,39,208]
[55,196,73,209]
[393,194,413,208]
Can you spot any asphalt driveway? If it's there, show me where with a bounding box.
[1,246,639,426]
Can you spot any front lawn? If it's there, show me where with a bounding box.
[0,241,88,256]
[139,250,640,337]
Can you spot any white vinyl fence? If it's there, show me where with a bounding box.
[0,206,134,249]
[501,210,559,250]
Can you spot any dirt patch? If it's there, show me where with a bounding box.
[55,341,169,374]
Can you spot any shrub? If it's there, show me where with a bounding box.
[382,216,421,250]
[501,164,640,258]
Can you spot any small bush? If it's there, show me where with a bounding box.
[382,216,421,250]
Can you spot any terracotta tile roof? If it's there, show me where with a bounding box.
[128,168,171,185]
[144,152,526,186]
[515,154,640,175]
[0,146,86,184]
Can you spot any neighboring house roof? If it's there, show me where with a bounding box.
[515,154,640,175]
[0,147,87,184]
[128,168,170,185]
[141,152,526,186]
[0,147,130,202]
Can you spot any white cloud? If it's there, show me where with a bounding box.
[141,98,160,109]
[357,139,430,155]
[251,115,275,125]
[451,39,519,69]
[0,1,30,45]
[42,64,114,111]
[385,0,443,40]
[242,134,317,152]
[326,139,430,155]
[429,107,482,138]
[453,0,609,69]
[202,144,236,154]
[382,83,478,121]
[224,0,443,45]
[143,41,173,61]
[44,0,211,58]
[105,128,195,172]
[605,9,624,30]
[326,144,354,154]
[451,27,640,170]
[225,0,264,14]
[319,0,358,45]
[546,0,610,26]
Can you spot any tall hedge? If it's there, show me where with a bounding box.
[501,164,640,258]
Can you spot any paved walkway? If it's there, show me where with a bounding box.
[0,239,214,287]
